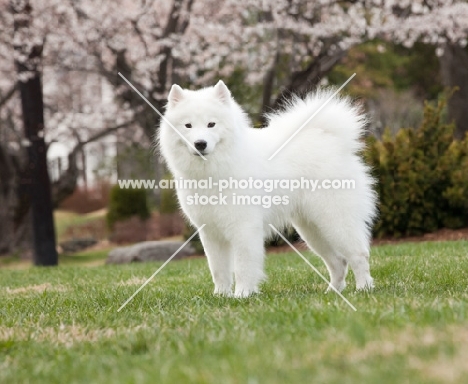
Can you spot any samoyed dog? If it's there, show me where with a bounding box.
[159,80,376,298]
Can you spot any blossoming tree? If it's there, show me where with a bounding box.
[0,0,467,258]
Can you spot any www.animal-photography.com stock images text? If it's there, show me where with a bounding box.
[1,1,468,383]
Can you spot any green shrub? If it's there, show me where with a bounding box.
[264,226,300,247]
[159,174,180,214]
[182,224,204,254]
[107,185,150,229]
[365,97,468,238]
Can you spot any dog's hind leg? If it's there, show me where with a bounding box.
[323,219,373,291]
[300,216,374,291]
[346,249,373,291]
[292,220,348,293]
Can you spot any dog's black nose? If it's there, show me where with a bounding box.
[194,140,207,151]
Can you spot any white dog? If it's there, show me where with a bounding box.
[159,80,376,297]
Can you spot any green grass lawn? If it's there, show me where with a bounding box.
[54,210,107,242]
[1,241,467,383]
[0,248,110,269]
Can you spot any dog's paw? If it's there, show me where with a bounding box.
[325,281,346,294]
[233,287,259,298]
[214,286,232,296]
[356,278,374,292]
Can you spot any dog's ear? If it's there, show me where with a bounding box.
[213,80,231,104]
[168,84,184,107]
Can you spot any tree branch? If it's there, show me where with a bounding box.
[163,0,184,37]
[70,120,133,157]
[51,119,133,206]
[0,83,17,109]
[271,47,347,110]
[260,49,280,124]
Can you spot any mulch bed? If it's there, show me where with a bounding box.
[267,227,468,254]
[372,227,468,245]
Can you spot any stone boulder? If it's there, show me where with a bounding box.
[60,238,97,254]
[106,241,196,264]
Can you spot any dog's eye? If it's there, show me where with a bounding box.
[185,123,192,128]
[207,122,216,128]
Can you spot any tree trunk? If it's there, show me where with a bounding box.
[0,145,31,257]
[268,48,348,112]
[439,43,468,139]
[11,0,58,266]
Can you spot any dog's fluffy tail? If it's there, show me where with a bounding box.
[264,89,366,153]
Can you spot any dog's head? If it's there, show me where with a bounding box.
[162,80,244,157]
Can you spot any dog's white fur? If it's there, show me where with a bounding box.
[159,80,377,298]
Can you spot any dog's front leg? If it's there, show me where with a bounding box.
[232,226,266,298]
[199,231,233,296]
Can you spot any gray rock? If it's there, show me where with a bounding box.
[60,238,97,254]
[106,241,196,264]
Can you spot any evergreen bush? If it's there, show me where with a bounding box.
[365,98,468,237]
[107,185,150,229]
